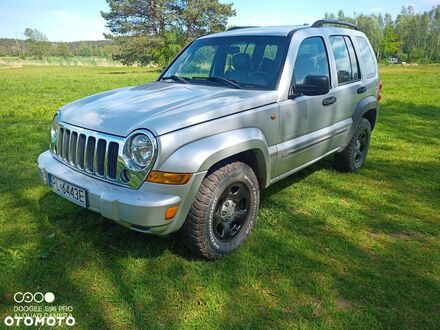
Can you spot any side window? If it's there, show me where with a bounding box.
[329,35,360,84]
[344,36,360,80]
[356,36,377,78]
[294,37,330,86]
[263,45,278,60]
[258,44,281,78]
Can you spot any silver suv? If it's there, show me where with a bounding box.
[38,20,381,259]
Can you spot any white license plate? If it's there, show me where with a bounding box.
[48,174,87,208]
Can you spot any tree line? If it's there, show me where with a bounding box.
[0,29,117,59]
[325,5,440,63]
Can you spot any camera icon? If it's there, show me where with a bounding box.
[13,292,55,304]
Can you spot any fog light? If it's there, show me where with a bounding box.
[165,206,179,220]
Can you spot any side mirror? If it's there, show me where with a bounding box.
[296,75,330,96]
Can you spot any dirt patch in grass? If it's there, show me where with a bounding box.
[388,231,424,239]
[336,297,353,310]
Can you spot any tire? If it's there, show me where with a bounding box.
[334,118,371,172]
[182,162,260,260]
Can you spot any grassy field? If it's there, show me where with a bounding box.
[0,65,439,329]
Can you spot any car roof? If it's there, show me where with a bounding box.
[199,25,363,39]
[199,25,308,39]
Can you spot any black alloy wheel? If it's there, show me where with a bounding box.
[212,182,250,242]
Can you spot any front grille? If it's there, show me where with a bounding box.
[85,136,96,172]
[53,124,120,180]
[50,121,156,189]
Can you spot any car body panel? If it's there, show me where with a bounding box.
[156,103,280,180]
[60,81,278,137]
[160,127,271,184]
[38,150,207,235]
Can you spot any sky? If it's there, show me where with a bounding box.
[0,0,439,42]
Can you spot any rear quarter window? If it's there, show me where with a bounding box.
[263,45,278,60]
[356,36,377,79]
[329,35,360,84]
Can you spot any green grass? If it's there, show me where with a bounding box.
[0,65,439,329]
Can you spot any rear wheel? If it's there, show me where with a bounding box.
[182,162,259,260]
[334,118,371,172]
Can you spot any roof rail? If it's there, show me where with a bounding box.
[227,26,259,31]
[311,19,359,30]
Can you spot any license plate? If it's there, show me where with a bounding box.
[48,174,87,208]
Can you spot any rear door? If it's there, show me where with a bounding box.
[327,35,365,122]
[355,36,379,99]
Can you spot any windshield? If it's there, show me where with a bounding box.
[161,36,289,90]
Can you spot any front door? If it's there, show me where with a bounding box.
[275,36,343,178]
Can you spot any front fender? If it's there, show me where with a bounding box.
[159,127,271,182]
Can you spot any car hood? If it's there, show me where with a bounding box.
[59,81,278,136]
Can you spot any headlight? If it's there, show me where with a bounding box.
[51,114,60,143]
[123,132,156,171]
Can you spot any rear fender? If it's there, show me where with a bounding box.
[343,96,378,148]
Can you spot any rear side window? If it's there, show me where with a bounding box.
[293,37,330,85]
[344,36,360,80]
[356,36,377,78]
[263,44,278,60]
[329,36,360,84]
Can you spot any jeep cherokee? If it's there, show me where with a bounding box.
[37,20,381,259]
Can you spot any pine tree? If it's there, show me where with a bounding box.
[101,0,235,66]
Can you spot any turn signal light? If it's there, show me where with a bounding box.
[146,171,192,185]
[378,80,383,102]
[165,206,179,220]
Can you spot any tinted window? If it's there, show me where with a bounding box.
[356,36,377,78]
[344,36,360,80]
[330,36,360,84]
[293,37,330,85]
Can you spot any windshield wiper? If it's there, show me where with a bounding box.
[192,76,241,89]
[161,75,189,84]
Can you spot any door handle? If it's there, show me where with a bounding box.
[322,96,337,106]
[357,86,367,94]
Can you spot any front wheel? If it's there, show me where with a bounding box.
[334,118,372,172]
[182,162,260,260]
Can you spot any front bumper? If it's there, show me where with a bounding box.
[37,150,206,235]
